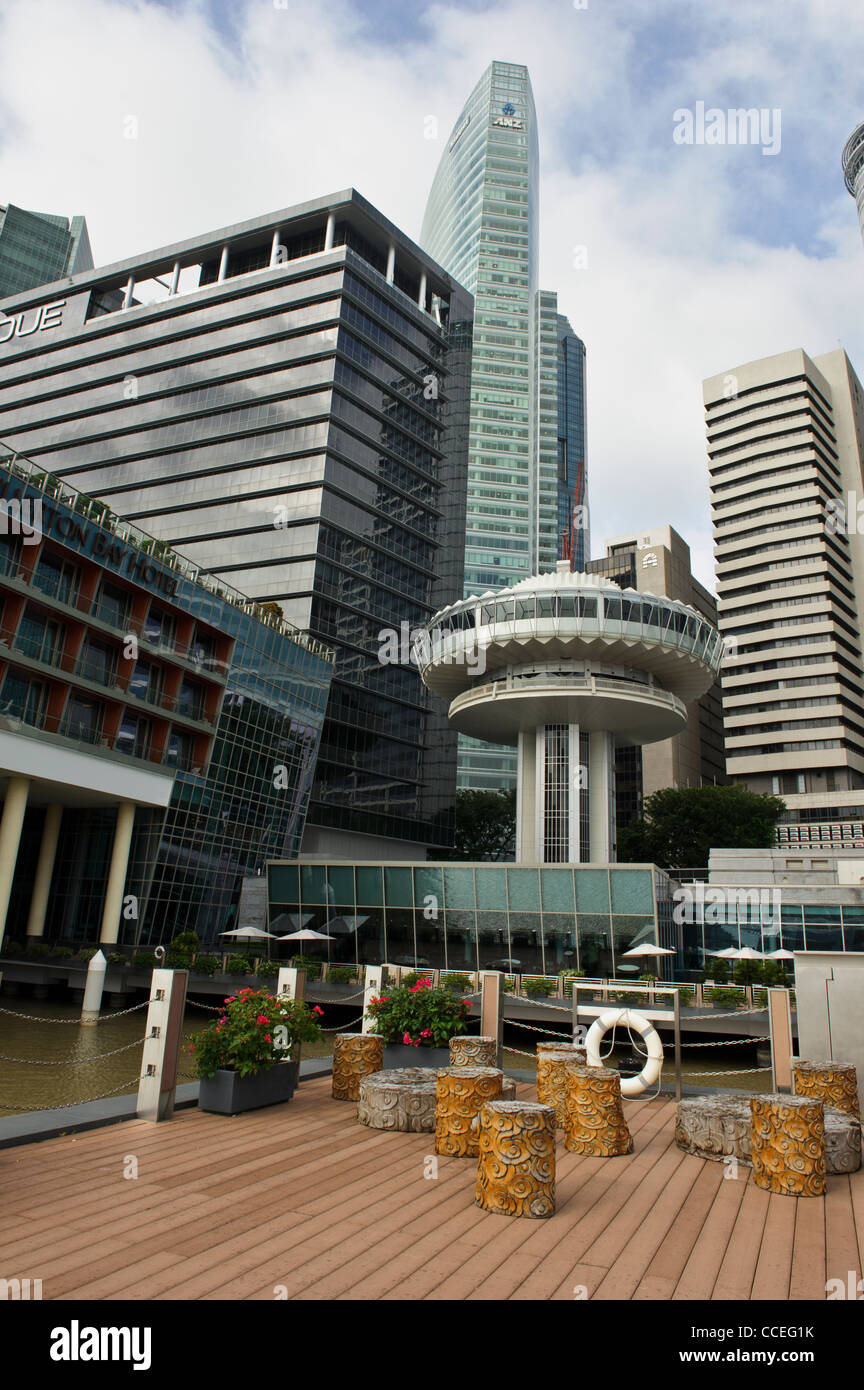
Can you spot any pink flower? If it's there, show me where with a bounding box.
[224,997,235,1004]
[313,1005,324,1015]
[264,1034,272,1043]
[379,995,389,1002]
[403,1032,413,1045]
[256,1015,270,1025]
[420,1029,432,1038]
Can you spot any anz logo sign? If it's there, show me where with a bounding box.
[0,299,65,346]
[493,101,524,130]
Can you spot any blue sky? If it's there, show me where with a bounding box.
[0,0,862,587]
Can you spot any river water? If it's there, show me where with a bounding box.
[0,998,771,1117]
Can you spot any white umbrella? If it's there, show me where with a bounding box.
[736,946,766,960]
[708,946,744,958]
[278,928,333,949]
[765,948,795,960]
[621,941,676,958]
[220,927,280,939]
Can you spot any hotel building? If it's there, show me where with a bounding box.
[703,348,864,849]
[0,447,333,949]
[0,190,473,858]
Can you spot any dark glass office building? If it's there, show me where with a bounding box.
[557,316,588,569]
[0,191,473,855]
[0,203,92,300]
[0,447,333,948]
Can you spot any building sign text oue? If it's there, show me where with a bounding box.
[0,300,65,346]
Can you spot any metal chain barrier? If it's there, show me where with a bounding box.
[0,1036,147,1064]
[687,1066,773,1078]
[0,1075,143,1111]
[680,1036,764,1047]
[320,1015,364,1032]
[507,1017,573,1038]
[0,998,150,1023]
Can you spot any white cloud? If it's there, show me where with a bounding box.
[0,0,862,592]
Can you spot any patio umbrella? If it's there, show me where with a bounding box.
[708,946,744,958]
[736,946,766,960]
[219,927,280,939]
[278,928,333,953]
[620,942,676,957]
[765,948,795,960]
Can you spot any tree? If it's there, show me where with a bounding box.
[447,788,516,861]
[617,784,785,871]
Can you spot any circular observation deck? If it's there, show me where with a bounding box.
[842,122,864,196]
[414,568,722,748]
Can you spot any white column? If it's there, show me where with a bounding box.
[169,262,181,296]
[270,229,282,266]
[25,802,62,938]
[515,729,537,862]
[122,276,135,309]
[588,731,615,862]
[0,777,29,950]
[418,271,427,310]
[568,724,581,863]
[386,244,396,283]
[324,214,335,251]
[217,246,229,283]
[99,801,136,944]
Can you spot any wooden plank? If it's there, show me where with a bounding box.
[673,1163,749,1300]
[789,1194,826,1301]
[634,1159,724,1300]
[749,1192,795,1301]
[711,1180,770,1300]
[824,1178,862,1295]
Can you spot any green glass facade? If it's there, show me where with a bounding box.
[267,859,664,976]
[0,204,92,299]
[421,62,588,792]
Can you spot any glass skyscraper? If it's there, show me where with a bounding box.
[557,315,588,570]
[0,204,92,299]
[421,60,587,791]
[0,191,472,855]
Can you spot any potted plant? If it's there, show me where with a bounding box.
[364,976,469,1068]
[190,986,324,1115]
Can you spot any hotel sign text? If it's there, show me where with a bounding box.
[0,300,65,346]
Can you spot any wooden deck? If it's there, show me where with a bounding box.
[2,1077,862,1301]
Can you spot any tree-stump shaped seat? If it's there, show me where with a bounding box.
[435,1066,504,1157]
[356,1068,438,1132]
[331,1032,384,1102]
[793,1059,860,1120]
[474,1100,556,1218]
[449,1035,498,1068]
[563,1064,633,1157]
[750,1094,826,1197]
[537,1046,588,1128]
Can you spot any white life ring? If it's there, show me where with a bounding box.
[585,1008,664,1097]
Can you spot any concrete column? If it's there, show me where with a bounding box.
[25,802,63,938]
[122,276,135,310]
[217,246,229,283]
[568,724,581,863]
[324,214,335,251]
[418,271,427,310]
[169,262,180,295]
[270,228,282,266]
[588,731,614,862]
[0,776,29,950]
[386,243,396,283]
[98,801,136,945]
[515,729,538,862]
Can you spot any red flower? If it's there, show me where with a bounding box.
[256,1015,270,1025]
[264,1034,272,1043]
[403,1031,413,1045]
[313,1005,324,1015]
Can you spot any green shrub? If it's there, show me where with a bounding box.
[364,978,469,1047]
[559,969,585,980]
[707,986,744,1008]
[612,990,643,1004]
[107,952,126,965]
[327,965,356,985]
[26,941,53,960]
[189,988,323,1079]
[291,955,321,979]
[256,959,280,979]
[193,954,220,977]
[50,945,74,959]
[503,976,516,994]
[401,970,430,989]
[2,938,24,957]
[226,954,251,975]
[522,977,556,998]
[440,971,472,992]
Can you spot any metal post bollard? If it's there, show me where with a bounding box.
[136,968,189,1122]
[80,949,107,1025]
[480,971,504,1068]
[362,965,384,1033]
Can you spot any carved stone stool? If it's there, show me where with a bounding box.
[331,1032,384,1101]
[537,1048,587,1128]
[675,1092,860,1174]
[750,1094,826,1197]
[474,1101,556,1218]
[435,1066,504,1157]
[793,1059,860,1120]
[357,1067,438,1132]
[450,1035,498,1068]
[537,1042,588,1056]
[563,1065,633,1156]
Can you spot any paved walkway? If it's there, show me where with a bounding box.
[1,1077,861,1300]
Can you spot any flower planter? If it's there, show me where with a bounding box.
[198,1060,299,1115]
[383,1044,451,1070]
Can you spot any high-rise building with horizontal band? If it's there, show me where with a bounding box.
[420,60,587,792]
[557,315,588,568]
[0,203,92,300]
[0,191,473,858]
[703,348,864,849]
[842,121,864,247]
